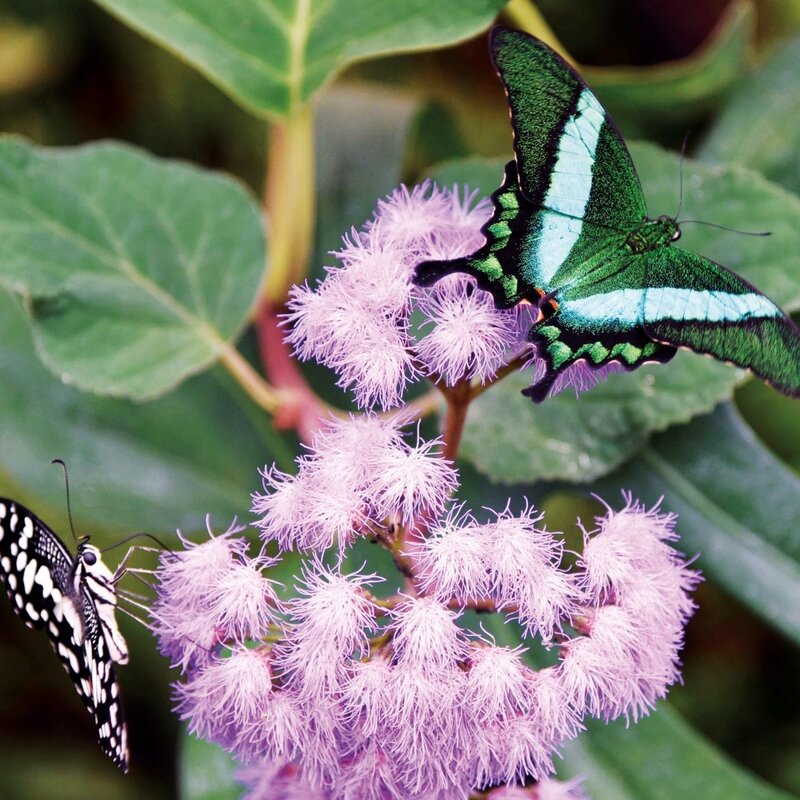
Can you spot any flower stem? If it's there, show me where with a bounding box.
[262,104,316,302]
[218,343,285,414]
[441,379,472,462]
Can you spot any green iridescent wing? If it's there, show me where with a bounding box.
[415,26,800,402]
[642,248,800,395]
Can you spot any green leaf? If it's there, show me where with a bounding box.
[180,733,239,800]
[560,705,795,800]
[431,148,800,482]
[460,356,736,483]
[700,36,800,195]
[0,137,265,400]
[600,403,800,644]
[0,288,292,537]
[89,0,506,119]
[584,0,754,138]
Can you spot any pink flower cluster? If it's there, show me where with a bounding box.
[150,418,700,800]
[285,182,636,407]
[285,183,525,408]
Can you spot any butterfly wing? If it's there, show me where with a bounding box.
[0,500,129,772]
[490,26,646,232]
[416,27,648,305]
[641,248,800,396]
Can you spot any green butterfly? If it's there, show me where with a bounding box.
[415,26,800,402]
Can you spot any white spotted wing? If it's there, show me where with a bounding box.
[0,499,129,772]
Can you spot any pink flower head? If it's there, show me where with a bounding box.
[237,762,325,800]
[369,430,458,525]
[285,182,517,410]
[367,182,490,260]
[415,276,522,386]
[276,562,378,700]
[485,505,579,641]
[389,596,466,672]
[465,643,532,722]
[253,415,457,552]
[174,648,273,749]
[579,494,681,602]
[412,504,490,601]
[150,521,261,672]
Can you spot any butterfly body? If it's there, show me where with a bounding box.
[415,27,800,401]
[0,499,128,771]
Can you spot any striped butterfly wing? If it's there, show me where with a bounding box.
[417,27,647,307]
[642,248,800,396]
[0,500,129,772]
[491,25,646,234]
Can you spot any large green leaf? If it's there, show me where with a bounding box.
[0,137,265,400]
[560,706,795,800]
[601,403,800,644]
[430,148,800,482]
[700,36,800,195]
[89,0,506,119]
[0,288,292,538]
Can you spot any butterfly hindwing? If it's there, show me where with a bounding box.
[0,500,129,772]
[642,248,800,396]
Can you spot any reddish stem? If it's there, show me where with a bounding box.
[256,300,326,443]
[441,379,472,463]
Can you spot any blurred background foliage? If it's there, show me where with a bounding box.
[0,0,798,799]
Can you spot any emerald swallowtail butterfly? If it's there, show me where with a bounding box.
[0,499,128,772]
[415,26,800,401]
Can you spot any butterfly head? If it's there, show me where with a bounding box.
[76,540,112,579]
[656,215,682,243]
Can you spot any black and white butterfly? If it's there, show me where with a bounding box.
[0,498,129,772]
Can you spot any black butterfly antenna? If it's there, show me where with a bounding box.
[673,132,771,237]
[51,458,78,545]
[101,532,175,554]
[674,131,691,221]
[678,219,771,237]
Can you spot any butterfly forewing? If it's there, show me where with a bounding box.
[490,26,647,232]
[0,500,129,772]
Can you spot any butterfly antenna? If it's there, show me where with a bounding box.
[101,532,175,554]
[51,458,78,545]
[678,219,771,237]
[674,131,690,221]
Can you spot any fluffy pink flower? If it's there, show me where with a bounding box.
[412,505,490,601]
[276,563,378,699]
[464,644,532,722]
[415,276,521,385]
[284,182,516,410]
[485,506,580,641]
[175,648,273,749]
[150,522,271,672]
[389,596,466,671]
[369,432,458,525]
[253,416,456,551]
[237,762,325,800]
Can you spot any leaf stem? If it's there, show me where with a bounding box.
[218,343,286,413]
[262,104,316,302]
